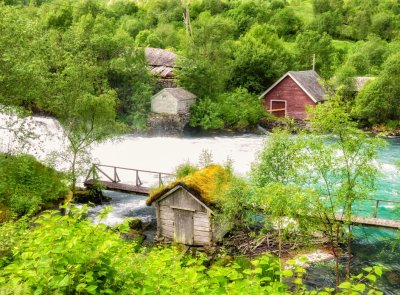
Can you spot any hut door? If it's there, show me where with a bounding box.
[173,209,194,245]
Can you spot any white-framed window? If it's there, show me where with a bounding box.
[269,100,287,117]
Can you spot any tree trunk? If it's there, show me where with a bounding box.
[71,150,78,195]
[346,224,352,279]
[331,224,340,292]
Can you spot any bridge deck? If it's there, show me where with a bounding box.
[84,179,150,195]
[336,215,400,229]
[84,164,400,230]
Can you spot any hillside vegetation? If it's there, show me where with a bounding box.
[1,0,400,130]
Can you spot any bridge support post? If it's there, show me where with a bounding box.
[373,200,380,218]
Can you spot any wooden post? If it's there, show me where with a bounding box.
[136,170,139,187]
[92,164,96,180]
[373,200,380,218]
[159,173,163,187]
[114,167,117,183]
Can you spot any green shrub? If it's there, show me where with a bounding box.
[175,162,199,178]
[0,207,384,294]
[190,88,267,130]
[0,153,68,217]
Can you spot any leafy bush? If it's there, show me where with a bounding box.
[0,153,67,217]
[175,162,199,178]
[190,88,267,130]
[0,207,384,294]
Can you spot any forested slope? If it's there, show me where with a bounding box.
[1,0,400,130]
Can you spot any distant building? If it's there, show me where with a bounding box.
[151,88,196,115]
[353,76,375,92]
[145,47,177,89]
[260,70,329,120]
[146,165,231,246]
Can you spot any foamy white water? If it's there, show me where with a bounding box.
[1,113,399,225]
[91,134,267,177]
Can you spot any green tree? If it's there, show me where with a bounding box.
[0,153,67,216]
[371,12,395,41]
[353,53,400,124]
[47,57,121,193]
[189,88,267,130]
[307,97,384,283]
[230,24,292,93]
[176,11,236,99]
[269,7,302,38]
[226,0,271,36]
[251,130,304,187]
[0,3,47,109]
[294,30,334,77]
[255,183,315,261]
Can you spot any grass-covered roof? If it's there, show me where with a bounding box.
[146,165,231,207]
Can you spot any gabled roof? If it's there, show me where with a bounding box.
[146,165,231,208]
[354,76,375,91]
[145,48,177,79]
[153,88,197,101]
[260,70,329,103]
[145,47,176,67]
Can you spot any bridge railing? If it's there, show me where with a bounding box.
[366,198,400,218]
[85,164,175,188]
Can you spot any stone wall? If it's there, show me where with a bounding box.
[147,113,191,136]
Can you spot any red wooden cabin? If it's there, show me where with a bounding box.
[260,70,328,120]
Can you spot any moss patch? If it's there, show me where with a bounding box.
[147,165,231,206]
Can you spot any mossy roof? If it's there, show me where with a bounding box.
[146,165,231,207]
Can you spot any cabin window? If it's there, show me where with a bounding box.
[270,100,287,117]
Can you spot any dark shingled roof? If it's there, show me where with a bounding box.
[287,70,328,102]
[354,76,375,91]
[145,48,177,79]
[156,88,197,101]
[260,70,329,103]
[145,47,176,67]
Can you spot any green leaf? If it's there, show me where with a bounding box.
[338,281,352,289]
[58,274,70,287]
[366,274,376,282]
[281,269,293,277]
[87,285,98,294]
[354,283,366,292]
[374,267,383,276]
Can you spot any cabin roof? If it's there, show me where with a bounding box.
[145,48,177,79]
[145,47,176,67]
[146,165,230,207]
[354,76,375,91]
[260,70,329,103]
[153,88,197,101]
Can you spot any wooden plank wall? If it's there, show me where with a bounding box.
[193,212,210,245]
[159,205,174,240]
[157,187,212,245]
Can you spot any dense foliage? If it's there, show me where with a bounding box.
[250,98,384,286]
[1,0,400,131]
[0,153,67,217]
[0,207,385,294]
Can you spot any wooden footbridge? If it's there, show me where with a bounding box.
[84,164,175,196]
[335,198,400,230]
[84,164,400,230]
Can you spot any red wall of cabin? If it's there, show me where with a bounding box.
[262,76,316,120]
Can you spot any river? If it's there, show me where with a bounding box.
[87,134,400,294]
[1,115,399,293]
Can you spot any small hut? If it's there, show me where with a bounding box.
[151,88,196,115]
[146,165,230,246]
[260,70,329,120]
